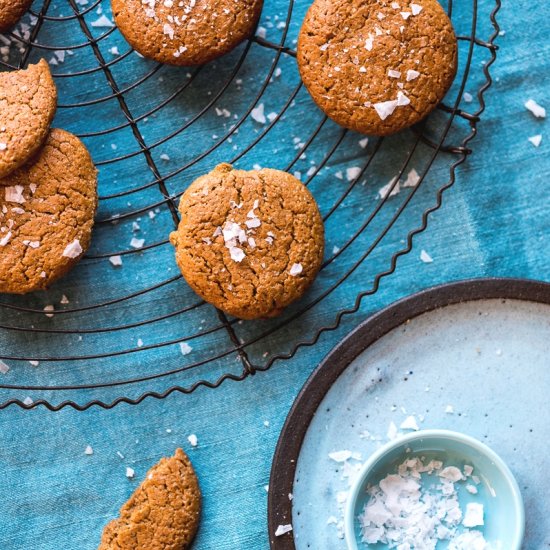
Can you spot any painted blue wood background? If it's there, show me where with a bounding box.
[0,0,548,548]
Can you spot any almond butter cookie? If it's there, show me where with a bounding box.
[170,163,325,320]
[0,0,33,32]
[0,59,57,178]
[112,0,264,66]
[0,129,97,294]
[99,448,201,550]
[297,0,457,136]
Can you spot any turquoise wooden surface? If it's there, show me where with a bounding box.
[0,0,548,548]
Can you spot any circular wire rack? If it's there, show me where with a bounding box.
[0,0,500,411]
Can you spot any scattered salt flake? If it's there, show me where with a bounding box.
[85,445,94,455]
[264,485,269,492]
[397,91,410,106]
[327,516,338,525]
[374,99,398,120]
[263,420,270,427]
[449,530,488,549]
[187,434,198,447]
[400,11,411,19]
[256,26,267,39]
[23,397,33,406]
[346,166,362,181]
[0,231,12,247]
[463,465,474,477]
[336,491,348,504]
[116,451,125,459]
[525,99,546,118]
[109,46,119,55]
[44,305,55,318]
[387,421,399,440]
[388,69,401,79]
[359,137,369,149]
[274,524,293,537]
[5,185,25,204]
[365,34,374,51]
[137,338,144,348]
[463,503,484,527]
[403,168,420,188]
[463,92,473,103]
[60,295,69,305]
[400,415,419,431]
[406,69,420,81]
[528,134,542,147]
[109,255,123,267]
[91,14,114,27]
[179,342,192,355]
[289,263,303,276]
[378,178,400,199]
[125,467,135,479]
[229,246,245,262]
[466,484,478,494]
[439,466,463,482]
[445,404,454,414]
[328,450,353,463]
[0,360,9,374]
[62,239,83,258]
[130,237,145,249]
[251,103,267,124]
[410,3,423,15]
[420,249,433,263]
[160,153,170,161]
[29,361,39,367]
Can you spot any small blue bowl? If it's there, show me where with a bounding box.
[344,429,524,549]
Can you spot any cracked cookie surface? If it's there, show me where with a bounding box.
[0,59,57,178]
[170,163,325,320]
[0,0,33,31]
[297,0,457,136]
[99,448,201,550]
[0,128,97,294]
[112,0,264,66]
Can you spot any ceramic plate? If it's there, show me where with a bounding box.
[268,278,550,549]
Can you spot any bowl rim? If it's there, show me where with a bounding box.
[344,428,525,550]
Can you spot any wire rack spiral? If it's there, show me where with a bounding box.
[0,0,500,410]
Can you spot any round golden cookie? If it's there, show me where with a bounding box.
[297,0,458,136]
[0,128,97,294]
[170,163,325,320]
[0,0,33,32]
[99,448,201,550]
[111,0,264,66]
[0,59,57,178]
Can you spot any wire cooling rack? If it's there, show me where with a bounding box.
[0,0,500,410]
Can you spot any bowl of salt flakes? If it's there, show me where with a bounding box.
[344,429,524,550]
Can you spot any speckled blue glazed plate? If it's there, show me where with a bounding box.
[268,278,550,549]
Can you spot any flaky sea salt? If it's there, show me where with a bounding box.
[179,342,192,355]
[109,255,123,267]
[374,100,399,120]
[251,103,267,124]
[62,239,83,258]
[85,445,94,455]
[420,250,433,263]
[274,524,293,537]
[406,69,420,81]
[329,450,353,463]
[346,166,362,181]
[525,99,546,118]
[125,467,135,478]
[289,263,303,276]
[0,360,9,374]
[528,134,542,147]
[187,434,198,447]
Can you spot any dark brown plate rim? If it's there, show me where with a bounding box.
[267,277,550,548]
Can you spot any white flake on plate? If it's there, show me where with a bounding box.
[463,503,484,527]
[130,237,145,249]
[251,103,267,124]
[463,92,473,103]
[359,137,369,149]
[44,305,54,318]
[336,491,348,504]
[85,445,94,455]
[187,434,198,447]
[528,134,542,147]
[406,69,420,81]
[327,515,338,525]
[328,450,353,463]
[439,466,464,482]
[109,255,123,267]
[62,239,83,258]
[378,178,400,199]
[137,338,143,347]
[116,451,125,459]
[274,524,293,537]
[179,342,192,355]
[445,404,454,414]
[289,263,303,276]
[125,467,135,479]
[263,420,270,427]
[420,249,433,263]
[90,14,114,27]
[374,100,399,120]
[29,360,39,367]
[403,168,420,187]
[346,166,362,181]
[256,26,267,39]
[410,3,423,15]
[0,360,9,374]
[387,421,399,440]
[109,46,120,56]
[466,484,478,494]
[23,396,33,406]
[525,99,546,118]
[400,415,419,431]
